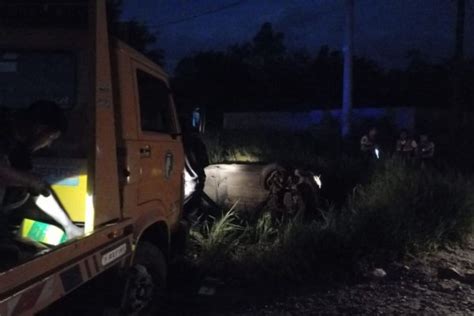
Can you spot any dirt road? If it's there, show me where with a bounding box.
[44,235,473,315]
[165,240,474,315]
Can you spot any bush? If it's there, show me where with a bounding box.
[189,205,243,275]
[349,159,474,254]
[203,129,330,167]
[188,159,474,286]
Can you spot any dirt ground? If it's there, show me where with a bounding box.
[165,238,474,315]
[43,238,473,315]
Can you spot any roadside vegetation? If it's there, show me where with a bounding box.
[188,149,474,287]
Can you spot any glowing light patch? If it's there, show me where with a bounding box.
[54,177,80,187]
[36,194,64,216]
[313,175,322,189]
[85,194,94,234]
[20,218,67,246]
[375,148,380,159]
[184,169,198,200]
[216,164,243,172]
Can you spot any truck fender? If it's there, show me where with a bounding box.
[134,219,170,261]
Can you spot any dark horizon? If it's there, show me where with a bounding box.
[122,0,474,73]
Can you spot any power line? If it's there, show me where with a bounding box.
[147,0,247,29]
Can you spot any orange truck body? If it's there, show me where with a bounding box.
[0,1,184,314]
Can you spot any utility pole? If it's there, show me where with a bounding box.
[341,0,354,138]
[454,0,466,60]
[452,0,466,117]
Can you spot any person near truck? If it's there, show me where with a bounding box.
[395,129,417,159]
[0,100,82,265]
[192,107,201,130]
[416,133,435,166]
[360,127,380,159]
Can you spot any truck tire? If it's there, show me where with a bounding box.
[121,241,167,315]
[170,220,189,258]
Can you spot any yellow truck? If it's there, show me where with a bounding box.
[0,1,186,314]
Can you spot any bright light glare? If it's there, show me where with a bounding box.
[313,175,322,189]
[184,169,198,200]
[85,194,94,234]
[36,194,65,219]
[375,148,380,159]
[36,194,84,239]
[35,194,54,210]
[215,164,243,172]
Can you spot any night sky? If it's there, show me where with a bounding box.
[121,0,474,73]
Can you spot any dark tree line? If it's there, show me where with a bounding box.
[107,0,165,66]
[172,22,474,116]
[104,2,473,118]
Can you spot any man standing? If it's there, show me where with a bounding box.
[0,100,81,265]
[360,127,379,159]
[395,129,417,159]
[417,133,435,166]
[192,107,201,130]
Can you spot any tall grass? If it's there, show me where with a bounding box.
[189,159,474,286]
[349,159,474,253]
[189,203,242,274]
[203,129,329,167]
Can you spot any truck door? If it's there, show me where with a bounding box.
[132,63,184,219]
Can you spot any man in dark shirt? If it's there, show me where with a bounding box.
[395,129,417,159]
[0,100,70,265]
[360,127,380,159]
[416,133,436,168]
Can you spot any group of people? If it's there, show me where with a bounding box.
[360,127,435,162]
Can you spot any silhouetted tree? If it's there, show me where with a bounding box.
[252,22,286,62]
[106,0,165,66]
[172,22,474,118]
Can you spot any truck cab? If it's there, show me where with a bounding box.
[0,1,184,314]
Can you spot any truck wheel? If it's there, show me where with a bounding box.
[121,241,167,315]
[170,220,189,258]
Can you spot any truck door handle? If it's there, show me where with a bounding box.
[140,145,151,158]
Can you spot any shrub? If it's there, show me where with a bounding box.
[189,158,474,287]
[349,159,474,254]
[203,130,326,166]
[189,204,243,274]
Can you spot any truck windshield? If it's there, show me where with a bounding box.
[0,52,76,109]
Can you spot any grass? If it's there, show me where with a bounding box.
[193,127,474,287]
[349,159,474,253]
[203,129,331,166]
[202,117,397,167]
[188,158,474,287]
[189,203,243,273]
[202,129,390,206]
